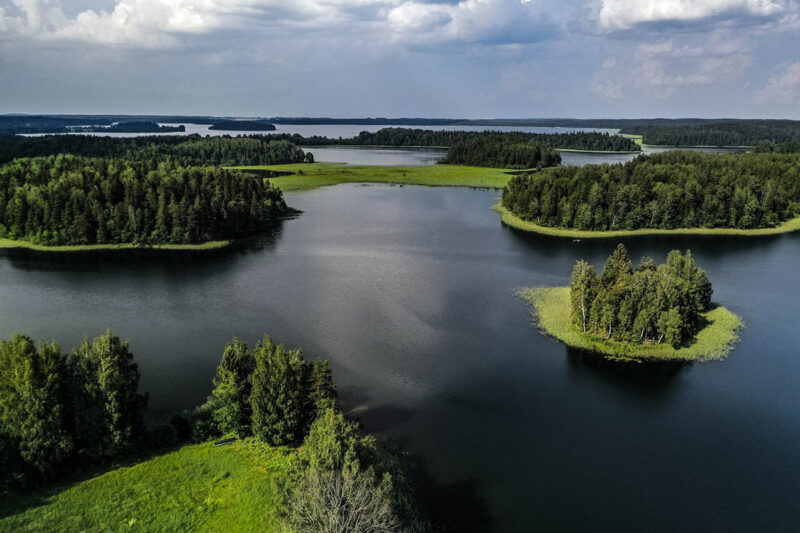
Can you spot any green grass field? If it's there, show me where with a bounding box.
[232,163,515,191]
[493,203,800,238]
[0,239,231,252]
[0,440,292,533]
[517,287,743,361]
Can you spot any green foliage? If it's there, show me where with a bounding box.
[0,331,148,488]
[570,245,713,347]
[207,338,255,437]
[0,155,287,246]
[69,330,148,457]
[206,336,336,446]
[441,136,561,168]
[502,151,800,231]
[0,336,72,482]
[250,337,307,446]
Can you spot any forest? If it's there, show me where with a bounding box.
[209,120,276,131]
[79,121,186,133]
[440,136,562,168]
[0,134,310,166]
[502,151,800,231]
[257,127,642,151]
[636,120,800,146]
[0,331,425,531]
[0,155,288,246]
[569,245,713,347]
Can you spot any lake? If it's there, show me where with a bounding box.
[1,185,798,531]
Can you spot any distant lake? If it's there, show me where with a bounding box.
[1,184,798,531]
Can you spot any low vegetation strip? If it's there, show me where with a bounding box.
[493,203,800,238]
[0,238,231,252]
[0,440,289,533]
[518,287,743,361]
[234,163,516,191]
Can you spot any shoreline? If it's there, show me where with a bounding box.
[0,238,232,252]
[493,202,800,238]
[518,287,743,362]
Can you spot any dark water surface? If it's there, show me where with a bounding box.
[1,185,799,531]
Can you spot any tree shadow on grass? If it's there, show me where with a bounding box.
[0,443,187,520]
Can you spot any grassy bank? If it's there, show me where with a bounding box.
[0,238,231,252]
[493,203,800,238]
[232,163,515,191]
[0,440,290,533]
[518,287,743,361]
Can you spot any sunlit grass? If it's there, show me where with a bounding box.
[493,203,800,238]
[517,287,743,361]
[0,440,292,533]
[231,163,515,191]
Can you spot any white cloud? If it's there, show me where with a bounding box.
[594,33,752,98]
[597,0,793,31]
[0,0,560,49]
[754,62,800,104]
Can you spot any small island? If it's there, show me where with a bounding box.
[209,120,276,131]
[519,244,742,361]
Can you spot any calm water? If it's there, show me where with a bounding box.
[1,185,798,531]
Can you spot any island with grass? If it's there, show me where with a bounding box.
[500,150,800,237]
[519,244,742,361]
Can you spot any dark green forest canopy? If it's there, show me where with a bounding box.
[208,121,276,131]
[0,155,287,246]
[256,128,641,151]
[570,245,712,347]
[636,120,800,146]
[441,136,562,169]
[502,151,800,231]
[0,135,308,166]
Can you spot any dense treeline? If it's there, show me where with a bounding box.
[0,331,147,489]
[209,120,276,131]
[570,245,712,347]
[80,121,185,133]
[753,141,800,153]
[258,127,641,151]
[0,155,287,246]
[502,151,800,231]
[441,136,562,168]
[0,134,309,166]
[638,120,800,146]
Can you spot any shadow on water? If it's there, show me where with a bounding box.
[398,453,494,533]
[332,387,494,532]
[564,347,691,400]
[0,220,287,275]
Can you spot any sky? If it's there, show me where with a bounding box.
[1,0,799,118]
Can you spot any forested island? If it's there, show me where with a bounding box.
[0,134,310,166]
[256,127,642,151]
[0,331,427,531]
[77,121,186,133]
[500,151,800,235]
[519,245,742,360]
[0,155,288,248]
[441,136,561,168]
[635,120,800,147]
[209,120,276,131]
